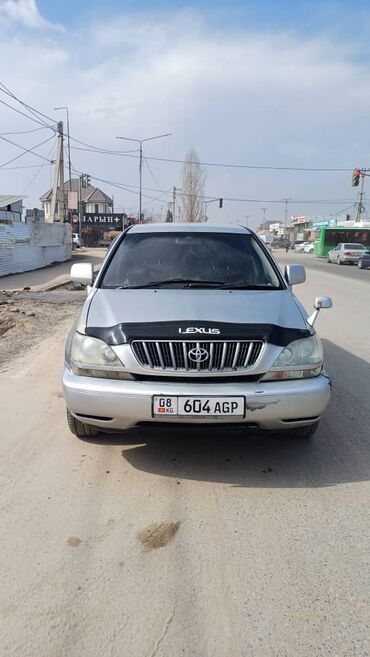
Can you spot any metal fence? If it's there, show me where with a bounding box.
[0,222,72,277]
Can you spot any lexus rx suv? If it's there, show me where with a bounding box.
[63,224,332,439]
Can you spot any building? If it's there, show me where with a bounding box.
[40,178,113,222]
[0,195,25,223]
[25,208,45,223]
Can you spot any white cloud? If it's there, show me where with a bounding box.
[0,9,369,222]
[0,0,62,30]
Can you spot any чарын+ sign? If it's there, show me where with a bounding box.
[82,213,125,224]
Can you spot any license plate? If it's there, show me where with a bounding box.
[152,396,245,418]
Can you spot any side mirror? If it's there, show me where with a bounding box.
[71,263,93,286]
[308,296,333,326]
[285,264,306,286]
[314,296,332,310]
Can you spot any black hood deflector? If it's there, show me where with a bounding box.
[85,321,311,346]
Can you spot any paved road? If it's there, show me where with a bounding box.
[0,256,369,657]
[0,247,106,291]
[276,249,370,284]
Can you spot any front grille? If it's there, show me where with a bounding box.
[131,340,264,372]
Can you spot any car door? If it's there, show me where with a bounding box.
[335,244,342,262]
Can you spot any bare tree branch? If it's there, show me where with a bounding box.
[181,149,206,222]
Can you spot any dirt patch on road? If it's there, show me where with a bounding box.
[137,522,181,550]
[0,290,84,370]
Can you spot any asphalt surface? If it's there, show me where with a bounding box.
[0,253,369,657]
[280,249,370,283]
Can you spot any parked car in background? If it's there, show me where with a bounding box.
[304,243,314,253]
[272,238,290,249]
[291,240,305,251]
[327,243,366,265]
[72,233,83,248]
[294,242,309,253]
[358,250,370,269]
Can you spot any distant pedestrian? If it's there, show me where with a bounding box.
[285,243,290,253]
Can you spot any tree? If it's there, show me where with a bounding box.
[181,149,206,222]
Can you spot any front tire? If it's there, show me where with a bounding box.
[66,409,99,439]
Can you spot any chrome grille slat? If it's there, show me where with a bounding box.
[169,342,177,370]
[220,343,228,370]
[243,342,254,367]
[132,340,264,372]
[232,342,241,370]
[155,341,165,369]
[208,342,214,371]
[142,342,153,368]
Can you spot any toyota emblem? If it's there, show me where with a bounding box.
[188,347,209,363]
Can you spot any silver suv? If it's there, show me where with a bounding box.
[63,224,332,439]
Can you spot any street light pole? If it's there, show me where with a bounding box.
[54,107,72,191]
[116,133,172,221]
[245,214,250,227]
[282,197,292,236]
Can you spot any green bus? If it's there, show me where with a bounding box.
[314,226,370,256]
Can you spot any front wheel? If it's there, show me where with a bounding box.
[66,409,99,439]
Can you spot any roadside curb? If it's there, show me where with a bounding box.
[2,264,101,295]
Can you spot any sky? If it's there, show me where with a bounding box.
[1,0,370,226]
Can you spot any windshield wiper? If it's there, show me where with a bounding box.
[119,278,225,289]
[220,283,277,290]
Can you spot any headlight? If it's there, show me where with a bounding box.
[262,334,323,381]
[66,332,132,379]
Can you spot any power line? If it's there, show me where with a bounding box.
[0,96,56,130]
[0,134,55,169]
[0,81,57,127]
[143,154,164,190]
[70,165,171,206]
[85,150,355,173]
[0,126,50,136]
[0,163,52,171]
[70,144,139,155]
[21,142,55,194]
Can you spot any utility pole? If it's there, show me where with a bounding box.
[54,107,72,191]
[172,186,176,223]
[282,198,291,235]
[78,175,82,237]
[116,133,172,222]
[355,172,366,223]
[261,207,268,226]
[49,121,64,223]
[245,214,250,227]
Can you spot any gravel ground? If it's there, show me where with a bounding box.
[0,289,84,371]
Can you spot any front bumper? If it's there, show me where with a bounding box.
[63,367,331,432]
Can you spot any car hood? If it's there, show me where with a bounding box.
[86,288,307,331]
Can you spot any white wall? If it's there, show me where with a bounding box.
[0,223,72,277]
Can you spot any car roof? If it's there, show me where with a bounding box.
[128,222,251,234]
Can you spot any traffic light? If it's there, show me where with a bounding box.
[352,169,361,186]
[219,198,223,208]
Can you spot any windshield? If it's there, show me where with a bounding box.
[344,244,365,249]
[100,232,283,289]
